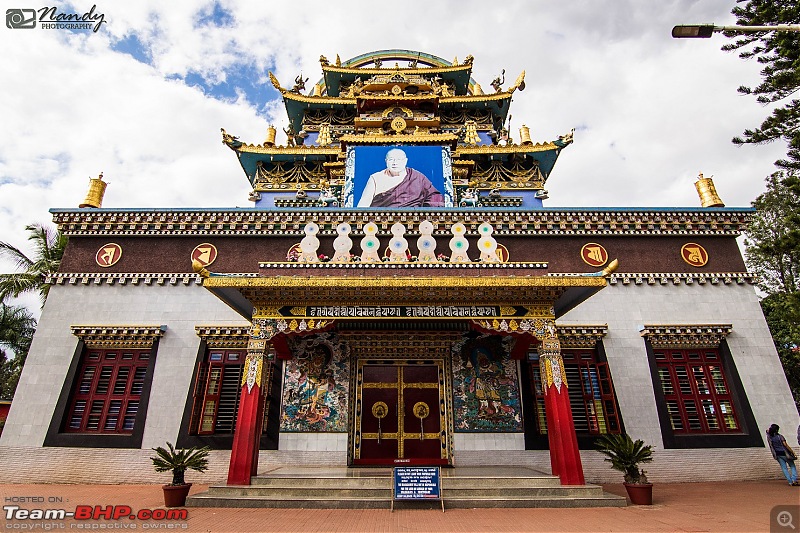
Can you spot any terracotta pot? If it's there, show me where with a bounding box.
[162,483,192,507]
[623,482,653,505]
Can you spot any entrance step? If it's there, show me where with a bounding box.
[187,466,627,508]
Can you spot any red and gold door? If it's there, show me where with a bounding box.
[353,361,448,466]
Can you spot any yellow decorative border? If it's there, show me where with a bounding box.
[640,324,732,349]
[71,324,165,348]
[194,325,250,347]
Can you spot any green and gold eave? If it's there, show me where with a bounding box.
[201,274,607,323]
[278,89,515,140]
[319,49,475,97]
[227,137,568,190]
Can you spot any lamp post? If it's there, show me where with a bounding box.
[672,24,800,38]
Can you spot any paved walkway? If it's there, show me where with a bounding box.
[1,481,798,532]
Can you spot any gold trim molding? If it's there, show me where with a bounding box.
[556,324,609,348]
[71,325,166,348]
[195,325,251,347]
[639,324,733,349]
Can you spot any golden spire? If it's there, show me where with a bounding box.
[519,125,532,145]
[265,125,276,147]
[79,172,107,208]
[694,173,725,208]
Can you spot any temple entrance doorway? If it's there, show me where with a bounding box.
[352,360,450,466]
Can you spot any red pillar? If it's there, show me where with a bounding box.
[227,342,273,485]
[540,330,585,485]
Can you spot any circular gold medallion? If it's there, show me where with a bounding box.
[413,402,430,419]
[681,243,708,267]
[372,401,388,419]
[95,243,122,267]
[390,116,407,132]
[391,84,402,95]
[191,243,217,267]
[581,243,608,267]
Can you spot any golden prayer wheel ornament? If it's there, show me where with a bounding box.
[79,172,107,209]
[317,123,332,146]
[519,125,533,145]
[265,125,277,146]
[694,173,725,208]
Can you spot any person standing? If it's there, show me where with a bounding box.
[766,424,799,486]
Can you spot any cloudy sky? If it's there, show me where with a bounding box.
[0,1,787,311]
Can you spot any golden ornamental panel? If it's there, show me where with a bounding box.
[71,324,165,348]
[640,324,732,349]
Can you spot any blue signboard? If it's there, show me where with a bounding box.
[392,467,444,511]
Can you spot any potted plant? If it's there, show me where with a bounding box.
[595,433,654,505]
[150,442,210,507]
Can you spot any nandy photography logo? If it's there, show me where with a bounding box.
[6,5,106,32]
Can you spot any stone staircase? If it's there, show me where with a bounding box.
[187,466,627,508]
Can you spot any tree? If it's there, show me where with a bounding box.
[722,1,800,171]
[0,223,68,306]
[744,172,800,409]
[0,302,36,401]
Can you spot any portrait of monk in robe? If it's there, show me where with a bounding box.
[357,148,444,207]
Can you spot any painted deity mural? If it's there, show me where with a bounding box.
[452,334,522,431]
[280,333,349,432]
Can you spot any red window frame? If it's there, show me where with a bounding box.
[191,349,246,435]
[654,348,740,434]
[528,347,621,436]
[66,348,150,434]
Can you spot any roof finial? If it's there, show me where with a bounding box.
[695,172,725,208]
[79,172,107,209]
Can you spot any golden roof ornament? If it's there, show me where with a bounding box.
[511,71,526,92]
[519,125,533,145]
[268,71,284,92]
[464,120,480,145]
[317,123,332,146]
[472,83,484,95]
[694,173,725,208]
[79,172,107,209]
[265,125,276,147]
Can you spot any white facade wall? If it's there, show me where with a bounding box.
[560,280,799,449]
[0,282,247,448]
[1,277,797,483]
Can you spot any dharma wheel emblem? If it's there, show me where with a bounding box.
[581,243,608,267]
[95,243,122,267]
[681,243,708,267]
[390,116,407,133]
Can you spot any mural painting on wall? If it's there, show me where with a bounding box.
[452,334,522,431]
[281,333,349,432]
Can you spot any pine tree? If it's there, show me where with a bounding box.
[722,0,800,171]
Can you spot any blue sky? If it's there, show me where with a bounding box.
[0,1,788,313]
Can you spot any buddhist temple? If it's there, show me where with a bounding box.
[2,50,797,507]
